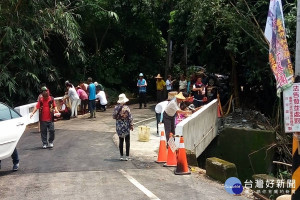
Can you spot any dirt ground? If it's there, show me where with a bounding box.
[222,108,274,131]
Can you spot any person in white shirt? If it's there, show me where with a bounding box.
[155,100,169,135]
[96,89,108,111]
[166,75,175,93]
[65,83,80,117]
[163,92,191,142]
[178,74,187,92]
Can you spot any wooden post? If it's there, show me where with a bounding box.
[292,133,300,200]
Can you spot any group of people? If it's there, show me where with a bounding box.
[30,77,108,149]
[3,72,217,170]
[92,71,217,161]
[153,72,220,143]
[65,78,108,118]
[155,73,218,107]
[137,72,217,111]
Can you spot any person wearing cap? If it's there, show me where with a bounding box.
[155,74,166,103]
[65,80,74,88]
[163,92,192,142]
[37,83,51,133]
[30,86,59,149]
[137,73,147,109]
[113,93,133,161]
[95,81,105,91]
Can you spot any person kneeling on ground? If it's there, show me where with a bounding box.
[96,88,108,111]
[58,99,71,120]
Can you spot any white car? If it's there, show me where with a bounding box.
[0,102,26,160]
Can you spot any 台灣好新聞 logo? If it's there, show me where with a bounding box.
[224,177,243,195]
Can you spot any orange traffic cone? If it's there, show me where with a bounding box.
[164,133,177,167]
[174,136,191,175]
[155,131,167,163]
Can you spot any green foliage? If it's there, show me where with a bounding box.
[77,0,166,95]
[0,0,85,106]
[168,0,296,116]
[0,0,297,114]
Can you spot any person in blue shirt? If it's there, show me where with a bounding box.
[137,73,147,109]
[87,77,96,118]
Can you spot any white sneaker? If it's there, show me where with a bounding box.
[120,157,124,161]
[48,143,54,148]
[42,144,47,149]
[124,156,129,161]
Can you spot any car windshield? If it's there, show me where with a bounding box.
[0,103,21,121]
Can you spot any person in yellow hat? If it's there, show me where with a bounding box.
[163,92,192,142]
[155,74,166,103]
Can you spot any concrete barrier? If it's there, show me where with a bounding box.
[14,97,63,124]
[175,99,218,158]
[206,157,238,183]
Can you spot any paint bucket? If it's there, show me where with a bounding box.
[138,125,150,142]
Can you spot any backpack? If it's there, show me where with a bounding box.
[113,105,123,120]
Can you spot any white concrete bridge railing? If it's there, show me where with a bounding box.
[14,97,63,124]
[175,99,218,158]
[14,97,218,158]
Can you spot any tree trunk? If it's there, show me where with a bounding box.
[184,41,188,75]
[93,28,98,55]
[165,33,172,79]
[98,23,111,56]
[229,52,240,107]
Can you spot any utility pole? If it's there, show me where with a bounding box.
[292,2,300,200]
[296,0,300,75]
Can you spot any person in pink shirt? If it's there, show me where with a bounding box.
[76,86,88,114]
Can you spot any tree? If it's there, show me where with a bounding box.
[0,0,85,105]
[78,0,166,93]
[168,0,296,115]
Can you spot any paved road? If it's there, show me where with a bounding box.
[0,103,249,200]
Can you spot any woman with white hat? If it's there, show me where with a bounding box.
[113,93,133,161]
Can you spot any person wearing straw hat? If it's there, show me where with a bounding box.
[155,74,166,103]
[163,92,192,142]
[113,93,133,161]
[137,73,147,109]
